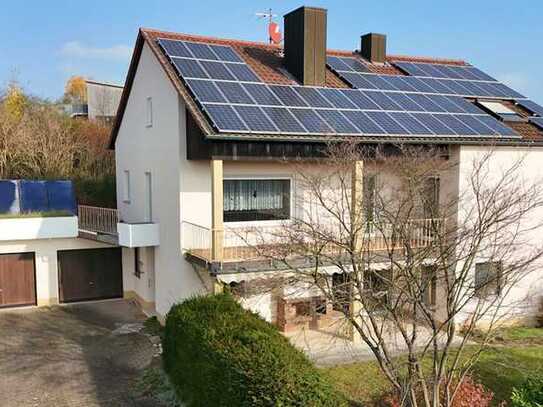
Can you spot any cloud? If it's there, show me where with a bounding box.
[60,41,131,61]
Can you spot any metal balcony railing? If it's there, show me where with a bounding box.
[78,205,118,235]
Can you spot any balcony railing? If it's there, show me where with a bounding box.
[78,205,118,235]
[181,218,445,264]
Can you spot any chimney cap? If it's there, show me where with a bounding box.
[361,33,387,63]
[284,5,327,17]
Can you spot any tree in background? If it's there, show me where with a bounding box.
[64,75,87,104]
[0,86,116,207]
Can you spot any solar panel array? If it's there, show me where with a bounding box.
[529,117,543,130]
[516,100,543,117]
[158,38,520,139]
[394,61,496,81]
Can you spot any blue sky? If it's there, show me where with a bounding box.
[2,0,542,103]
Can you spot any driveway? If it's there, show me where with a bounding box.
[0,300,164,407]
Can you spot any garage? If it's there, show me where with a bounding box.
[0,252,36,307]
[58,247,123,303]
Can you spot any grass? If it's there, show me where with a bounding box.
[324,329,543,406]
[0,210,74,219]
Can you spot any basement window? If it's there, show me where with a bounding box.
[223,179,291,222]
[477,101,523,122]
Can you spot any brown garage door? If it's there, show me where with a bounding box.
[58,248,123,303]
[0,252,36,308]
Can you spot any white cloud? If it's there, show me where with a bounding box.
[60,41,131,61]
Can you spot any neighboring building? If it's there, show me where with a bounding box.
[62,80,123,123]
[0,181,122,308]
[108,6,543,329]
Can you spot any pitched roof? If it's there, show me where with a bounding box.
[109,28,543,148]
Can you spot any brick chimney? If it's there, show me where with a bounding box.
[283,6,327,86]
[361,33,387,64]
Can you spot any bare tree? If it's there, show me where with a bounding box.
[234,142,543,406]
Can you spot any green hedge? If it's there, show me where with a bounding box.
[162,293,347,407]
[511,376,543,407]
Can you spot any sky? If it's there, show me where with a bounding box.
[1,0,542,103]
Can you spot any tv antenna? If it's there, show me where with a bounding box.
[256,9,281,44]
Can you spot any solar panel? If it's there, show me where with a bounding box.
[227,64,261,82]
[455,115,494,135]
[448,97,485,114]
[413,113,455,135]
[319,88,358,109]
[326,56,352,72]
[364,91,403,111]
[340,57,369,73]
[517,100,543,116]
[242,83,282,105]
[341,110,386,134]
[215,81,254,104]
[406,94,446,112]
[209,44,243,62]
[429,95,465,114]
[172,58,208,79]
[186,79,226,103]
[530,117,543,130]
[204,104,248,131]
[386,93,426,111]
[184,42,217,60]
[234,105,278,132]
[477,115,519,137]
[261,107,306,133]
[395,62,427,77]
[339,72,379,89]
[199,61,235,81]
[404,77,440,93]
[290,109,334,133]
[269,86,308,107]
[390,112,434,134]
[365,111,408,134]
[342,90,381,110]
[316,110,359,133]
[157,38,193,58]
[293,87,333,108]
[382,75,419,92]
[433,114,478,135]
[395,61,499,82]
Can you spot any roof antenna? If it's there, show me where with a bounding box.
[256,8,282,45]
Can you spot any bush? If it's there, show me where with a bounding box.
[162,293,347,407]
[511,376,543,407]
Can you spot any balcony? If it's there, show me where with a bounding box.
[181,218,445,271]
[78,205,119,244]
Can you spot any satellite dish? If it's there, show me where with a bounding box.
[268,22,282,45]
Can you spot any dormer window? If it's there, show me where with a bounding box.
[477,101,523,122]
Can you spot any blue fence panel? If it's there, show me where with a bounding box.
[0,180,19,214]
[19,180,49,213]
[46,180,77,215]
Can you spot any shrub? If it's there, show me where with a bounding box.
[511,376,543,407]
[162,293,347,407]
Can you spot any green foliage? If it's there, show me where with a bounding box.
[162,293,347,407]
[511,376,543,407]
[143,316,164,339]
[74,176,116,208]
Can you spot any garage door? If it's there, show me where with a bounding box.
[58,248,122,303]
[0,252,36,307]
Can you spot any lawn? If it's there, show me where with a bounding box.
[324,327,543,406]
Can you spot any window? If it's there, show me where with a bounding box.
[134,248,143,279]
[146,97,153,127]
[475,261,503,298]
[364,268,393,310]
[421,265,437,307]
[223,179,290,222]
[144,172,152,222]
[123,170,131,203]
[332,273,352,313]
[422,177,440,218]
[477,101,523,122]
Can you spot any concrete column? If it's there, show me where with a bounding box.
[211,159,224,261]
[351,160,364,249]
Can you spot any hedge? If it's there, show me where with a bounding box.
[162,293,347,407]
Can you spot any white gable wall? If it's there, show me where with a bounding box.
[115,42,204,317]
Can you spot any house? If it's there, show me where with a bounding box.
[108,6,543,330]
[62,80,123,123]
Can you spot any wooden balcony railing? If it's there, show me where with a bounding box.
[78,205,118,235]
[181,218,445,263]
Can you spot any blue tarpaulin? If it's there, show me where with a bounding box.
[0,180,77,215]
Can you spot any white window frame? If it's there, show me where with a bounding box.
[123,170,131,203]
[223,175,293,227]
[145,97,153,127]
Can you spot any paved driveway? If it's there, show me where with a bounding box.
[0,300,163,407]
